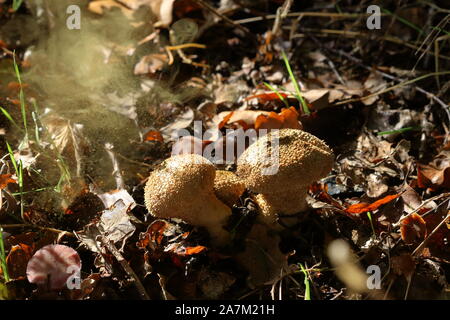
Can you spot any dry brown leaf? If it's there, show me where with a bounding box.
[417,150,450,190]
[6,243,33,280]
[400,213,427,244]
[88,0,133,17]
[391,254,416,278]
[134,53,168,75]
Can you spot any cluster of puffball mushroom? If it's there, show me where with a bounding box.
[144,128,334,245]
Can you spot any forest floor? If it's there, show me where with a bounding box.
[0,0,449,300]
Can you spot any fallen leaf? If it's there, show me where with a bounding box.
[144,130,164,142]
[255,107,302,130]
[391,253,416,279]
[245,92,289,103]
[88,0,133,17]
[6,243,33,279]
[26,244,81,290]
[160,108,194,141]
[345,194,400,214]
[217,107,302,131]
[400,213,427,244]
[0,174,16,189]
[417,150,450,190]
[76,199,136,253]
[134,53,168,75]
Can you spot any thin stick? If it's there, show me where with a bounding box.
[313,41,450,125]
[234,12,385,25]
[192,0,250,34]
[99,236,150,300]
[292,28,450,61]
[0,223,75,237]
[412,210,449,257]
[334,71,450,106]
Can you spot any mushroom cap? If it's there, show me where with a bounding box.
[144,154,216,222]
[213,170,245,207]
[237,129,334,194]
[26,244,81,290]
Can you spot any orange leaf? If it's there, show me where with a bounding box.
[279,107,302,129]
[255,107,302,130]
[245,92,289,103]
[0,174,16,189]
[400,213,427,244]
[218,111,234,130]
[184,246,207,255]
[6,243,33,279]
[255,112,284,130]
[345,194,400,214]
[144,130,164,142]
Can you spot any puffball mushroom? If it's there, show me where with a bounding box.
[26,244,81,290]
[213,170,245,207]
[144,154,232,245]
[237,129,334,225]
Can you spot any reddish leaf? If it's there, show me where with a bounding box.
[0,174,16,189]
[218,111,234,130]
[6,243,33,279]
[144,130,164,143]
[345,194,400,214]
[400,213,427,244]
[245,92,289,103]
[184,246,207,255]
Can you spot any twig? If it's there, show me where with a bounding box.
[0,223,75,237]
[272,0,293,36]
[105,143,124,190]
[99,235,150,300]
[192,0,250,34]
[314,42,450,126]
[292,28,450,61]
[234,12,384,24]
[334,71,450,106]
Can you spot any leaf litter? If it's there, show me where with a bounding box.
[0,0,449,300]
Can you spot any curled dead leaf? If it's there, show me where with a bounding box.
[400,213,427,245]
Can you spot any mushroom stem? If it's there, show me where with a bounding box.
[195,196,231,244]
[254,186,309,225]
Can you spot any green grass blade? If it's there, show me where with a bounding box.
[281,50,310,115]
[0,227,10,282]
[12,0,24,12]
[5,142,19,183]
[263,82,290,108]
[366,211,377,239]
[13,52,28,139]
[377,126,421,136]
[299,263,311,300]
[0,107,22,132]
